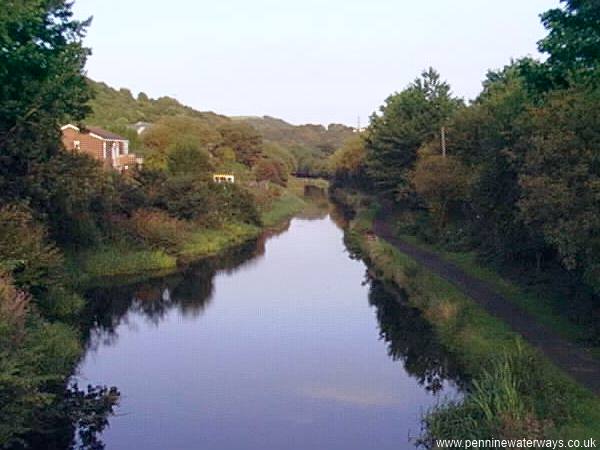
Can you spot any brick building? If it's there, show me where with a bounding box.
[61,124,142,171]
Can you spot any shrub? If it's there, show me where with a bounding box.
[156,176,261,226]
[123,209,192,252]
[0,273,31,344]
[30,150,118,248]
[41,286,84,321]
[156,177,220,224]
[0,205,63,297]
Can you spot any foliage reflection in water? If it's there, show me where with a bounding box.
[74,211,462,450]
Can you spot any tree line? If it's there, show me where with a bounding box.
[330,0,600,341]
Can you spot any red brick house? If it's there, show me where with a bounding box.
[61,124,143,171]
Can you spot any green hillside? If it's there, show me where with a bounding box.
[86,79,230,129]
[232,116,355,177]
[84,80,356,176]
[233,115,354,153]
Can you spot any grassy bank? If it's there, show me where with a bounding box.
[67,221,261,287]
[260,191,306,228]
[337,189,600,442]
[69,179,322,288]
[67,245,177,284]
[260,177,329,227]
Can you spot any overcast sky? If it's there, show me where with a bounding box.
[72,0,558,126]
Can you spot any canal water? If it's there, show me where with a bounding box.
[76,208,460,450]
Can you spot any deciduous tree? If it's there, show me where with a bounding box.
[217,123,263,167]
[0,0,91,200]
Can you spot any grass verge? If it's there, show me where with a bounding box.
[260,190,307,228]
[398,233,598,353]
[179,222,260,262]
[66,244,177,287]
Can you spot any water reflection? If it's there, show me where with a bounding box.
[74,213,462,450]
[80,240,269,352]
[368,281,465,393]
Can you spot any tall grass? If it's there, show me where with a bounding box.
[179,222,259,261]
[69,220,260,286]
[70,244,177,282]
[421,349,544,446]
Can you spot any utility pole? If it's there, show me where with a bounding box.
[357,115,361,133]
[441,126,447,157]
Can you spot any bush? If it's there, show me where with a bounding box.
[0,274,31,344]
[0,205,64,298]
[31,151,118,248]
[123,209,192,252]
[41,286,85,321]
[0,273,82,447]
[156,176,261,226]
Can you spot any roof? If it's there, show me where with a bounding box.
[61,124,128,141]
[85,126,128,141]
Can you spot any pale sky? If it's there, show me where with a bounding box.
[72,0,559,126]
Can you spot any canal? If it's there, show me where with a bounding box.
[76,207,461,449]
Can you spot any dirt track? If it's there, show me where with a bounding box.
[372,215,600,395]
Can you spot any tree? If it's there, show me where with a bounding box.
[519,85,600,292]
[217,123,263,167]
[142,116,221,153]
[519,0,600,91]
[0,0,91,201]
[254,158,287,186]
[252,142,294,187]
[365,68,461,196]
[329,135,367,186]
[410,145,471,230]
[166,138,214,179]
[538,0,600,84]
[448,65,544,263]
[288,144,329,177]
[262,142,296,174]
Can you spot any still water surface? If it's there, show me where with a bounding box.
[77,210,460,450]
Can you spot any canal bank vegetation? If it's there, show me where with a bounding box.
[67,175,320,287]
[336,191,600,443]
